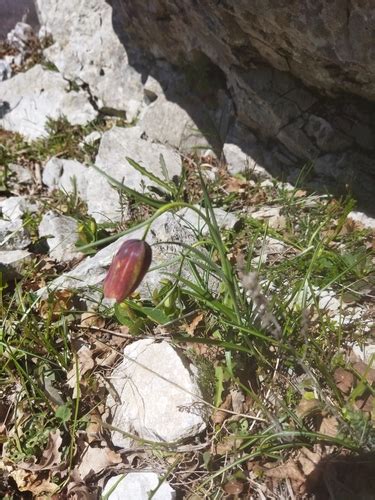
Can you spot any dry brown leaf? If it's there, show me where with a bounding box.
[250,190,268,205]
[10,469,59,498]
[334,367,354,394]
[67,469,97,500]
[86,412,104,444]
[296,398,321,419]
[263,460,305,484]
[96,350,119,367]
[319,415,338,437]
[78,445,122,479]
[80,312,105,329]
[19,430,63,472]
[185,313,205,336]
[211,393,232,425]
[230,389,245,414]
[67,346,95,398]
[215,435,243,455]
[39,289,73,320]
[224,177,248,193]
[224,479,244,495]
[341,218,357,235]
[298,447,322,477]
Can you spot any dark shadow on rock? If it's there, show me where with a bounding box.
[106,0,375,215]
[305,451,375,500]
[0,101,10,118]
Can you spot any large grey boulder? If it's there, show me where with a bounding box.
[107,339,206,448]
[112,0,375,101]
[0,64,97,140]
[107,0,375,209]
[88,126,182,222]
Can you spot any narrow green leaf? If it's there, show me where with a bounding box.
[127,156,174,193]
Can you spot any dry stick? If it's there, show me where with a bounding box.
[80,327,266,423]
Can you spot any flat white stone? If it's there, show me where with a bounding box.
[38,211,83,262]
[103,473,175,500]
[107,339,206,448]
[251,206,281,219]
[0,64,97,140]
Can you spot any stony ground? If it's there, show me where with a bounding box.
[1,18,375,500]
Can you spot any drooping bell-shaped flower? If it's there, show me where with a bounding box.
[103,239,152,302]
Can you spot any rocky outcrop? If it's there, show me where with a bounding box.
[107,0,375,210]
[30,0,375,210]
[111,1,375,101]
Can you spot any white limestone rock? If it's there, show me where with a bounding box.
[103,473,176,500]
[0,197,39,221]
[139,96,215,153]
[87,126,182,222]
[347,211,375,230]
[352,343,375,366]
[8,164,33,185]
[223,141,273,181]
[223,123,271,179]
[7,22,36,53]
[107,339,206,448]
[42,157,89,200]
[82,130,102,146]
[38,211,83,263]
[0,64,97,141]
[35,0,145,121]
[0,219,30,250]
